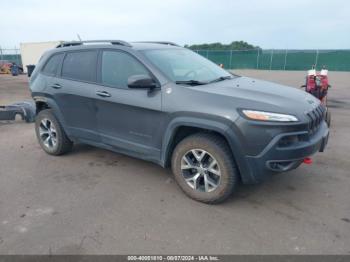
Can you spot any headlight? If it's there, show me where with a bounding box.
[242,110,298,122]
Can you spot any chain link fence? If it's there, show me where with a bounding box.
[1,47,349,71]
[195,49,350,71]
[0,47,22,66]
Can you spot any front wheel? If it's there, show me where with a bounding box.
[171,133,239,204]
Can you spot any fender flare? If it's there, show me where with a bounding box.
[32,93,71,137]
[160,114,257,184]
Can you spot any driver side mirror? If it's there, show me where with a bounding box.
[128,75,157,89]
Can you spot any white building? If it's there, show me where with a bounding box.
[20,41,62,72]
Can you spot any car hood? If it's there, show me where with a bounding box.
[190,76,320,117]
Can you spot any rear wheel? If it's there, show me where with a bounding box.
[35,109,73,155]
[171,133,239,204]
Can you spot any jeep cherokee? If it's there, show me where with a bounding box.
[29,40,329,203]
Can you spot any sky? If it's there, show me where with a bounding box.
[1,0,350,49]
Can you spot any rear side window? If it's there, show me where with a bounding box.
[42,53,64,76]
[101,51,150,88]
[62,51,97,82]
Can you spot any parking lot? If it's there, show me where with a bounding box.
[0,70,349,254]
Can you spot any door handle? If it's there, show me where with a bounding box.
[51,83,62,89]
[96,91,111,97]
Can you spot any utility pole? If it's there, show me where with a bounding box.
[269,49,274,70]
[315,50,319,69]
[283,49,288,70]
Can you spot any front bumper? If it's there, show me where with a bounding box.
[243,121,329,183]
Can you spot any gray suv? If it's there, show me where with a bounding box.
[29,40,329,203]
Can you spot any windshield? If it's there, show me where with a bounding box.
[141,48,232,84]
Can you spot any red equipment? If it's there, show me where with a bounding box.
[302,66,331,126]
[303,157,313,165]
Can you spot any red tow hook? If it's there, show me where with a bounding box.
[303,157,313,164]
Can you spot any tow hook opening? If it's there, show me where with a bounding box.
[266,160,303,172]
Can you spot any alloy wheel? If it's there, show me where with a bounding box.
[39,118,57,149]
[181,149,221,192]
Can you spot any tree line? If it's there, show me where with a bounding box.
[184,41,260,50]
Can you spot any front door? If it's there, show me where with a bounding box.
[94,50,164,161]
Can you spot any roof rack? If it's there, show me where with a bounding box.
[133,41,180,47]
[56,40,132,48]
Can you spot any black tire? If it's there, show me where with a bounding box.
[171,133,239,204]
[326,110,331,127]
[35,109,73,155]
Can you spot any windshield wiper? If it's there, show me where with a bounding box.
[175,80,208,86]
[208,75,233,83]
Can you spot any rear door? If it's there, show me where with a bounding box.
[94,49,163,160]
[52,50,100,142]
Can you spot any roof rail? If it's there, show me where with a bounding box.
[133,41,180,47]
[56,40,132,48]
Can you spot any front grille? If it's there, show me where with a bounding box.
[306,104,325,135]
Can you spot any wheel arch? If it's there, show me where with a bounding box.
[161,115,257,184]
[33,94,70,136]
[35,100,50,114]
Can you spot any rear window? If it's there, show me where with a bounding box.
[42,53,64,76]
[61,51,97,82]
